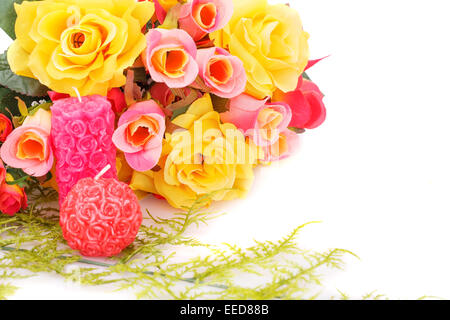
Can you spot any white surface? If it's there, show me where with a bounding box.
[2,0,450,299]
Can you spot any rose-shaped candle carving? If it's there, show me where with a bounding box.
[60,177,142,257]
[51,95,117,205]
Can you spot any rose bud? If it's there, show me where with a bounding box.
[0,174,27,216]
[113,100,166,172]
[142,28,199,88]
[221,94,292,147]
[0,109,54,177]
[196,47,246,98]
[179,0,233,41]
[273,76,326,130]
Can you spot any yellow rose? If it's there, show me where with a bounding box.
[7,0,154,96]
[211,0,310,99]
[130,94,257,209]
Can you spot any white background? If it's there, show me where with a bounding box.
[1,0,450,299]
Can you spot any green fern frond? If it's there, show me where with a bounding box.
[0,182,356,300]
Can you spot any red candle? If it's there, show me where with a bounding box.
[51,95,118,205]
[60,176,142,257]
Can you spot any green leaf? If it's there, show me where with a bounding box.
[0,0,39,40]
[288,127,306,134]
[158,4,182,30]
[171,105,190,120]
[0,86,44,118]
[0,0,20,40]
[0,50,49,97]
[302,72,311,81]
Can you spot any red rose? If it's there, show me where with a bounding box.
[0,113,13,142]
[273,76,327,130]
[0,160,5,184]
[0,175,27,216]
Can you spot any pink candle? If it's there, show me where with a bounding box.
[51,95,118,205]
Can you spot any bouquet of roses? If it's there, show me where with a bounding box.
[0,0,326,257]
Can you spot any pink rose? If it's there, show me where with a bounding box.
[0,109,54,177]
[221,94,292,147]
[259,129,300,162]
[273,76,326,130]
[142,29,199,88]
[0,113,13,142]
[112,100,166,172]
[0,174,27,216]
[196,47,246,98]
[179,0,233,41]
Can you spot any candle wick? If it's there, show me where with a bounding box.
[72,87,82,103]
[95,164,112,180]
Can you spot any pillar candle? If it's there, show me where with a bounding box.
[51,95,118,206]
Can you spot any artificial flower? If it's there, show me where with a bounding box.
[155,0,179,13]
[221,94,292,147]
[129,94,257,209]
[257,129,300,163]
[0,109,53,177]
[0,160,5,184]
[150,82,176,107]
[142,28,199,88]
[0,113,13,142]
[196,47,246,98]
[116,152,133,183]
[139,0,178,23]
[211,0,310,99]
[273,76,326,129]
[0,174,27,216]
[107,88,127,114]
[7,0,155,96]
[179,0,233,41]
[150,82,195,107]
[112,100,166,172]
